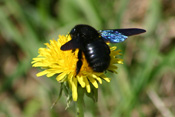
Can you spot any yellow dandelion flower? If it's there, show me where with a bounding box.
[32,35,123,101]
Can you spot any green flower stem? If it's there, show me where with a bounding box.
[76,86,84,117]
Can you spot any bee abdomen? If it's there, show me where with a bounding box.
[84,40,110,72]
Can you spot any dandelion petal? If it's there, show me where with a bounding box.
[77,76,86,88]
[88,77,98,88]
[84,77,91,93]
[72,78,78,101]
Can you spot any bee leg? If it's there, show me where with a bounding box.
[76,50,82,75]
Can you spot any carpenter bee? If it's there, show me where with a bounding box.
[61,24,146,75]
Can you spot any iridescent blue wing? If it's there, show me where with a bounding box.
[99,28,146,43]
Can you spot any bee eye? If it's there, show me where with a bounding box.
[70,28,76,34]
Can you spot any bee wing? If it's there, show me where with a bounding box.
[61,39,80,50]
[99,28,146,43]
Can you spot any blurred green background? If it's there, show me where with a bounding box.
[0,0,175,117]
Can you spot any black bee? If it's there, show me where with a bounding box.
[61,24,146,75]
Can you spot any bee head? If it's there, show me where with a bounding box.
[70,24,100,44]
[61,24,101,51]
